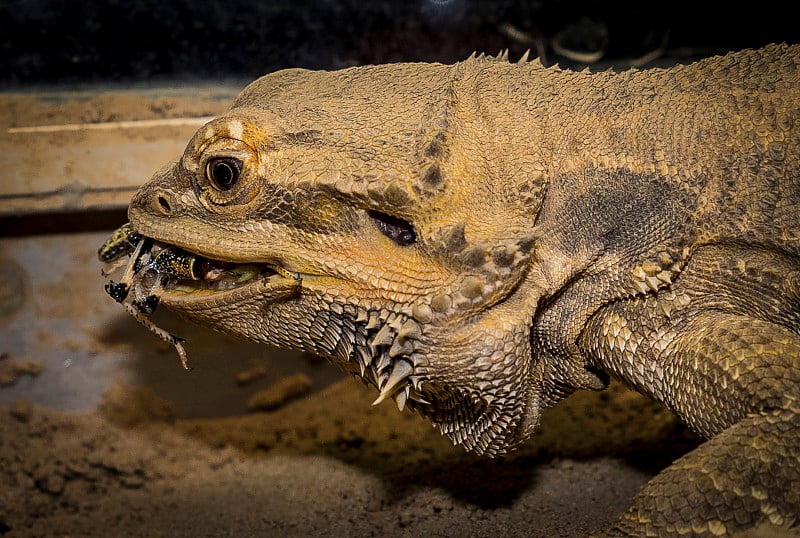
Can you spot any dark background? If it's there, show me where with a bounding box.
[2,0,799,87]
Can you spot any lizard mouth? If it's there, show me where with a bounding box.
[99,224,302,370]
[100,230,301,311]
[161,251,279,293]
[147,242,302,306]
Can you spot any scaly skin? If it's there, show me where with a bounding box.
[122,44,799,535]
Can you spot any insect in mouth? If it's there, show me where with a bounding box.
[99,223,301,370]
[98,223,193,370]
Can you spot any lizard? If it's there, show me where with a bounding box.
[101,43,800,536]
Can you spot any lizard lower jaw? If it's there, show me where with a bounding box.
[157,271,301,310]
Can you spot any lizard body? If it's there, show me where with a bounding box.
[111,44,799,535]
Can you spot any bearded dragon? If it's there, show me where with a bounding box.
[101,44,800,536]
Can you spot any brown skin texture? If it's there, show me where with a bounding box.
[123,44,800,535]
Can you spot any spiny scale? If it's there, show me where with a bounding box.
[372,359,414,406]
[356,311,428,412]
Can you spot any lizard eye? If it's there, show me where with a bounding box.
[206,157,243,191]
[369,210,416,246]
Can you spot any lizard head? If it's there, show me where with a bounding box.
[127,61,550,455]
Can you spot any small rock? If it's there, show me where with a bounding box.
[9,398,32,423]
[39,474,65,496]
[0,357,43,386]
[120,473,145,489]
[235,362,269,386]
[247,373,313,411]
[97,383,175,427]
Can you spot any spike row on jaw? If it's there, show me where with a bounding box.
[98,223,193,370]
[351,309,429,413]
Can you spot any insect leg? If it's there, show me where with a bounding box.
[123,302,191,371]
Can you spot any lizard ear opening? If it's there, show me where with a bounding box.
[368,210,416,246]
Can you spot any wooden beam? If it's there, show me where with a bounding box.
[0,86,241,216]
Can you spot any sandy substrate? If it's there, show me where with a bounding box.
[2,378,704,537]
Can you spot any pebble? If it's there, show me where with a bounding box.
[247,373,313,411]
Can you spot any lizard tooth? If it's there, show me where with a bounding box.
[356,347,372,376]
[641,261,661,276]
[410,375,424,391]
[632,266,648,281]
[656,270,673,285]
[371,388,391,406]
[376,369,389,389]
[408,387,431,406]
[645,275,661,291]
[518,49,530,63]
[370,367,383,387]
[658,251,674,267]
[389,358,414,386]
[409,354,427,368]
[372,361,411,407]
[633,280,650,294]
[387,314,403,330]
[411,304,433,323]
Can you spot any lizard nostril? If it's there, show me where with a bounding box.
[156,194,172,215]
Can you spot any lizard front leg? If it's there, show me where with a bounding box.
[607,401,799,536]
[579,246,800,536]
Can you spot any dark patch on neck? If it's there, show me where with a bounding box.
[491,246,517,268]
[382,182,411,208]
[422,132,447,159]
[460,245,487,267]
[442,223,467,252]
[422,163,443,187]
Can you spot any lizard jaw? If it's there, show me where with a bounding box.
[146,245,303,309]
[100,228,302,313]
[156,265,302,309]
